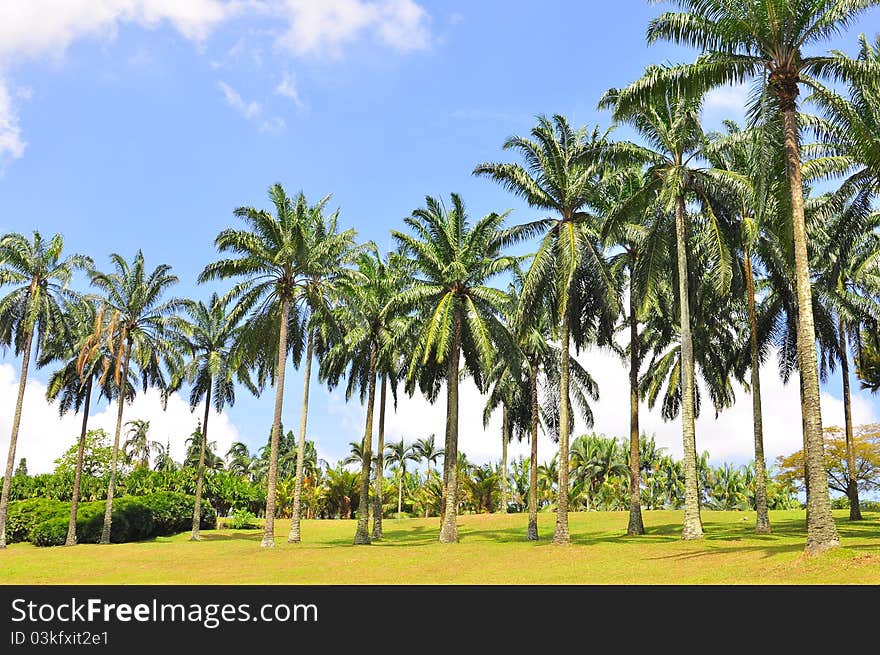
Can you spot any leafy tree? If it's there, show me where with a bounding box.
[0,231,92,548]
[123,420,159,469]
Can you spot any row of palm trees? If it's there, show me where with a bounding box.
[2,1,880,555]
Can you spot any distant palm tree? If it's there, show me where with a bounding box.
[89,250,181,544]
[0,232,91,548]
[171,292,256,539]
[200,184,355,547]
[475,116,619,544]
[153,439,177,473]
[123,419,159,469]
[392,193,519,542]
[226,441,254,478]
[385,440,418,520]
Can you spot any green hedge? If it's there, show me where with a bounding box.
[7,493,216,547]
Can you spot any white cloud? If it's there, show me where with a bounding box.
[217,80,261,118]
[275,71,304,109]
[259,116,287,133]
[0,363,241,475]
[704,83,749,123]
[275,0,430,57]
[0,79,26,166]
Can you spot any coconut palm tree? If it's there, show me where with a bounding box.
[475,115,620,544]
[0,232,91,548]
[37,296,129,545]
[616,0,880,553]
[171,292,257,539]
[89,250,182,544]
[385,439,418,519]
[412,434,444,476]
[226,441,254,478]
[391,193,519,543]
[319,246,411,544]
[199,184,356,547]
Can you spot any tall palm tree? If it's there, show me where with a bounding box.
[171,292,256,540]
[199,184,355,547]
[123,419,158,469]
[0,231,91,548]
[385,439,418,520]
[38,296,127,545]
[615,0,880,553]
[89,250,181,544]
[475,116,619,544]
[812,192,880,520]
[598,88,738,540]
[412,434,444,476]
[392,193,519,543]
[320,246,410,544]
[705,117,789,534]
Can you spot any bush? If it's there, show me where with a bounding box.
[6,499,68,543]
[230,508,258,529]
[29,518,68,547]
[7,492,216,547]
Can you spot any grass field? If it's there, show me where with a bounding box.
[2,510,880,584]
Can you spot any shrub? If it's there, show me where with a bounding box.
[6,499,67,543]
[230,508,258,529]
[29,518,68,547]
[139,492,216,535]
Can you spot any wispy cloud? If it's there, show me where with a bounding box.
[218,79,261,118]
[275,71,304,109]
[0,79,26,168]
[275,0,431,57]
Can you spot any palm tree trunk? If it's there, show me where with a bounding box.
[397,471,403,520]
[627,270,644,536]
[262,297,291,548]
[100,338,131,545]
[425,461,431,518]
[839,319,862,520]
[65,378,93,546]
[745,252,771,534]
[191,380,212,541]
[780,95,839,553]
[552,317,572,545]
[527,360,539,541]
[500,403,509,515]
[354,342,378,545]
[799,370,810,526]
[287,325,314,544]
[675,194,703,541]
[439,303,462,543]
[372,372,387,539]
[0,326,34,549]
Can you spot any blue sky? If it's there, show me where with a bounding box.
[1,1,880,475]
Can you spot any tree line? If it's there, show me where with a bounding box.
[2,1,880,555]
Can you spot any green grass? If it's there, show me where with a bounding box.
[2,510,880,584]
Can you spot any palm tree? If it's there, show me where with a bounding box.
[320,246,410,544]
[475,115,619,544]
[38,296,127,545]
[412,434,444,517]
[391,193,519,543]
[171,292,256,540]
[616,0,880,554]
[812,192,880,520]
[154,438,177,472]
[226,441,254,478]
[89,250,181,544]
[0,231,91,548]
[199,184,355,547]
[123,419,158,468]
[385,439,418,519]
[598,87,740,540]
[705,117,790,534]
